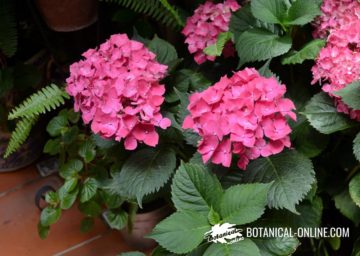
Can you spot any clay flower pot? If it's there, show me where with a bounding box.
[120,205,172,250]
[35,0,98,32]
[0,131,43,172]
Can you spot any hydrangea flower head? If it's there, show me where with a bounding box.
[312,0,360,38]
[183,68,296,170]
[182,0,240,64]
[66,34,171,150]
[312,20,360,121]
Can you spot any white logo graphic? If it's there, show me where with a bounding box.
[205,223,244,244]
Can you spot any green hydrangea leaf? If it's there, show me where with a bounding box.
[220,183,272,225]
[171,163,223,215]
[149,211,210,254]
[243,150,315,214]
[303,92,358,134]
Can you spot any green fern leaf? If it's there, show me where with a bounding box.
[0,0,17,57]
[4,117,37,158]
[159,0,185,27]
[8,84,69,120]
[102,0,184,29]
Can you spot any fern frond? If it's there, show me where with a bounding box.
[159,0,185,27]
[8,84,69,120]
[4,116,37,158]
[102,0,184,29]
[0,0,17,57]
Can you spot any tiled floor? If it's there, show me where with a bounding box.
[0,165,139,256]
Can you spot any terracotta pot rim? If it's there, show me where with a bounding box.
[48,15,98,32]
[134,204,172,220]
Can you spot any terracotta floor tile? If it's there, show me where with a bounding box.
[60,231,133,256]
[0,175,108,256]
[0,165,40,195]
[0,165,149,256]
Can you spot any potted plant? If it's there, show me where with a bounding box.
[34,0,98,32]
[36,108,175,249]
[5,0,360,255]
[122,162,300,256]
[31,33,195,249]
[0,0,52,172]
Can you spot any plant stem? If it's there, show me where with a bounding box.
[310,238,317,255]
[346,163,360,181]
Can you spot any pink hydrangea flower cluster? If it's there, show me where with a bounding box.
[182,0,240,64]
[66,34,171,150]
[312,0,360,39]
[182,68,296,170]
[312,13,360,121]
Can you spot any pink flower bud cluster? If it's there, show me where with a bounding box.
[182,0,240,64]
[182,68,296,170]
[312,0,360,39]
[66,34,171,150]
[312,4,360,121]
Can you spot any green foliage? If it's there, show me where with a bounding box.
[208,207,221,225]
[203,32,233,57]
[251,0,288,25]
[159,0,185,27]
[4,116,37,158]
[171,163,223,215]
[40,207,61,226]
[80,178,98,203]
[204,240,261,256]
[236,28,292,66]
[243,150,315,213]
[102,0,184,29]
[148,35,179,68]
[46,115,68,137]
[220,183,271,225]
[263,196,323,229]
[8,84,69,120]
[253,237,299,256]
[0,64,41,97]
[5,84,68,157]
[353,238,360,256]
[258,59,277,79]
[78,141,96,163]
[250,0,321,26]
[334,189,360,226]
[354,132,360,162]
[149,211,211,254]
[104,210,128,230]
[79,200,102,217]
[91,134,116,149]
[230,5,278,36]
[45,191,60,207]
[63,177,78,192]
[80,217,95,233]
[233,0,321,66]
[58,184,79,210]
[284,0,322,25]
[303,92,358,134]
[0,0,17,57]
[334,81,360,110]
[172,69,210,92]
[109,148,176,205]
[282,39,326,65]
[151,162,278,255]
[291,117,329,158]
[59,159,84,179]
[38,223,50,240]
[349,173,360,207]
